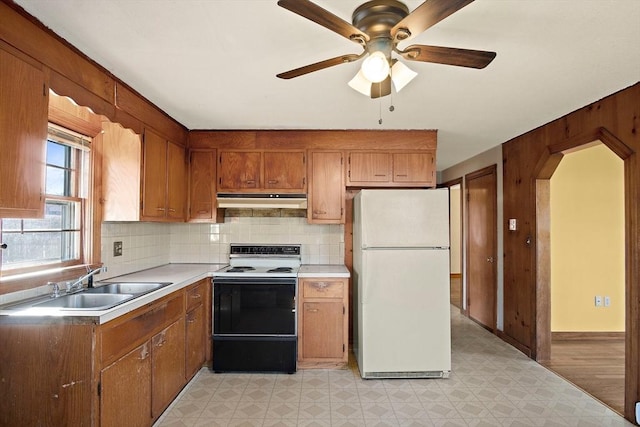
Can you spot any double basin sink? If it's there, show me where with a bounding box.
[20,282,172,312]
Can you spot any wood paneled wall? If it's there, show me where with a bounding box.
[501,82,639,421]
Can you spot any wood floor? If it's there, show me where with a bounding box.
[541,336,625,415]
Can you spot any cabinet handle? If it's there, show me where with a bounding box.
[312,282,328,290]
[268,180,278,184]
[190,293,201,300]
[156,207,165,211]
[245,180,255,184]
[139,344,149,360]
[306,308,319,313]
[396,174,408,177]
[313,210,327,215]
[0,243,7,250]
[374,174,387,177]
[168,208,176,212]
[187,312,196,323]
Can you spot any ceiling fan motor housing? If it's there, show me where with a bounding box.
[352,0,409,39]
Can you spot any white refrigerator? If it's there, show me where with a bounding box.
[353,189,451,379]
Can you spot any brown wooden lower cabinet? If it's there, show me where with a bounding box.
[298,278,349,368]
[100,342,152,427]
[0,281,209,427]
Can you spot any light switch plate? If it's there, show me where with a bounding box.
[636,401,640,424]
[509,218,517,231]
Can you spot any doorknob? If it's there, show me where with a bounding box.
[486,256,494,263]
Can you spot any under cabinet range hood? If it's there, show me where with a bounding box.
[216,193,307,209]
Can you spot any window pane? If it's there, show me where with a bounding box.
[1,219,22,231]
[46,166,67,196]
[46,141,69,168]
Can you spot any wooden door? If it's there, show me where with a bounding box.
[166,141,186,220]
[466,165,497,331]
[188,150,217,221]
[141,129,167,219]
[392,152,434,185]
[100,342,152,427]
[218,151,261,190]
[348,152,391,184]
[264,151,306,191]
[0,48,48,218]
[308,151,344,223]
[151,318,186,419]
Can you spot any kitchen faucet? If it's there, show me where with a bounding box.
[65,266,105,293]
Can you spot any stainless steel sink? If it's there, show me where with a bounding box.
[33,293,134,310]
[86,282,171,295]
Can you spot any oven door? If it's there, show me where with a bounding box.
[214,277,296,336]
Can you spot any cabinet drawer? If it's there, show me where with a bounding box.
[101,292,184,366]
[302,280,345,298]
[186,281,206,312]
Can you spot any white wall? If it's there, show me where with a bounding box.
[440,145,504,330]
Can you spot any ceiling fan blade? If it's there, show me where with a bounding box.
[278,0,369,45]
[277,53,364,79]
[391,0,475,43]
[370,76,392,99]
[399,44,496,69]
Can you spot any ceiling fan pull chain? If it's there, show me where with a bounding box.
[378,90,383,125]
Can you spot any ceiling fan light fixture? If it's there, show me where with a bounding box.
[361,51,390,83]
[348,69,372,97]
[390,60,417,92]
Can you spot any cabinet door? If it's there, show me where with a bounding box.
[264,151,306,191]
[188,150,217,221]
[151,318,186,419]
[348,152,391,184]
[308,151,344,224]
[0,49,48,218]
[393,152,434,185]
[101,122,142,221]
[218,151,261,190]
[167,141,186,220]
[185,304,206,379]
[301,301,344,359]
[101,342,152,427]
[141,129,168,219]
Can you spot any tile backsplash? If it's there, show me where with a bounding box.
[101,216,344,280]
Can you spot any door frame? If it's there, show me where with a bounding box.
[464,165,498,332]
[440,177,464,314]
[533,127,633,413]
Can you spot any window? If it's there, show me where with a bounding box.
[0,125,90,274]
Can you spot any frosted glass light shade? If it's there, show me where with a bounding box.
[361,51,390,83]
[348,70,372,96]
[391,61,417,92]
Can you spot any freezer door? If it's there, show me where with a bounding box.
[358,248,451,375]
[357,189,449,248]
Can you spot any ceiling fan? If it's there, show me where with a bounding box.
[276,0,496,98]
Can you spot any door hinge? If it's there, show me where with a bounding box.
[43,83,47,96]
[343,305,345,315]
[97,382,101,397]
[343,344,345,353]
[303,177,306,185]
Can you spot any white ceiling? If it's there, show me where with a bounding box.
[14,0,640,170]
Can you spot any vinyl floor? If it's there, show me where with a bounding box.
[155,308,633,426]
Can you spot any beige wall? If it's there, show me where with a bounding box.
[550,143,624,332]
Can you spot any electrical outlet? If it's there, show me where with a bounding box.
[509,218,517,231]
[604,296,611,307]
[595,296,603,307]
[113,241,123,257]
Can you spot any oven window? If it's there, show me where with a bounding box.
[214,281,296,335]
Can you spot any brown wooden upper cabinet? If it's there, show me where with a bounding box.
[188,149,217,222]
[346,151,435,187]
[141,129,186,221]
[0,48,48,218]
[218,150,306,193]
[308,151,344,224]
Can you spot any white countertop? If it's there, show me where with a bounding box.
[299,264,350,278]
[0,263,350,323]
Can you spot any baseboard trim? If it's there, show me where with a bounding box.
[552,331,625,341]
[497,330,533,358]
